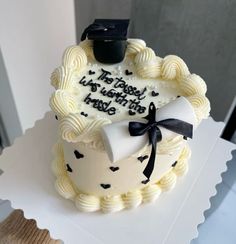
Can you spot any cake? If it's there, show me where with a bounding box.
[50,19,210,213]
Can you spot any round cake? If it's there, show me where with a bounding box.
[50,20,210,213]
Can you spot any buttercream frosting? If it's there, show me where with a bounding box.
[55,176,77,200]
[101,195,124,213]
[141,184,162,203]
[50,90,79,118]
[161,55,190,81]
[126,39,146,56]
[75,194,100,212]
[181,74,207,96]
[122,190,143,208]
[62,45,87,71]
[158,170,177,191]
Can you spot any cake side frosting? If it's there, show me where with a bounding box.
[61,137,185,196]
[52,140,191,213]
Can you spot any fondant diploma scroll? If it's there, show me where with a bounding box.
[101,97,197,180]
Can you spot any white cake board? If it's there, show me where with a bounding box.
[0,112,235,244]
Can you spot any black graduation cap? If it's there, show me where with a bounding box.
[81,19,130,64]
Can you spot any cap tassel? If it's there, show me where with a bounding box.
[81,23,115,41]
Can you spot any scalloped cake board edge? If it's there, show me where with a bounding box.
[163,137,235,244]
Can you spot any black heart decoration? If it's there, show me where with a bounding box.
[89,70,95,75]
[74,150,84,159]
[137,155,149,163]
[172,161,178,167]
[151,91,159,97]
[100,184,111,189]
[109,166,119,172]
[125,69,133,75]
[66,163,73,173]
[81,112,88,117]
[128,110,136,116]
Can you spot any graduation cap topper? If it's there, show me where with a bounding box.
[81,19,130,64]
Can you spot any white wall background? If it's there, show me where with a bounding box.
[0,0,76,135]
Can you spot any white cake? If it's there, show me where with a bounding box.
[50,37,210,213]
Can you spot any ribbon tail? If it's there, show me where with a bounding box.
[143,127,161,180]
[143,141,156,180]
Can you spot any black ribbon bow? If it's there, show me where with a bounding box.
[128,102,193,180]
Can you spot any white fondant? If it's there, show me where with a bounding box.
[156,97,196,126]
[155,97,197,139]
[101,120,148,162]
[101,97,196,163]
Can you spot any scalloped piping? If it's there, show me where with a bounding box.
[49,39,210,146]
[52,141,191,213]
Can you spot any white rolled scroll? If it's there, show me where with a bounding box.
[101,97,197,163]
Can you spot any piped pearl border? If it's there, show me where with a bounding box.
[52,141,191,213]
